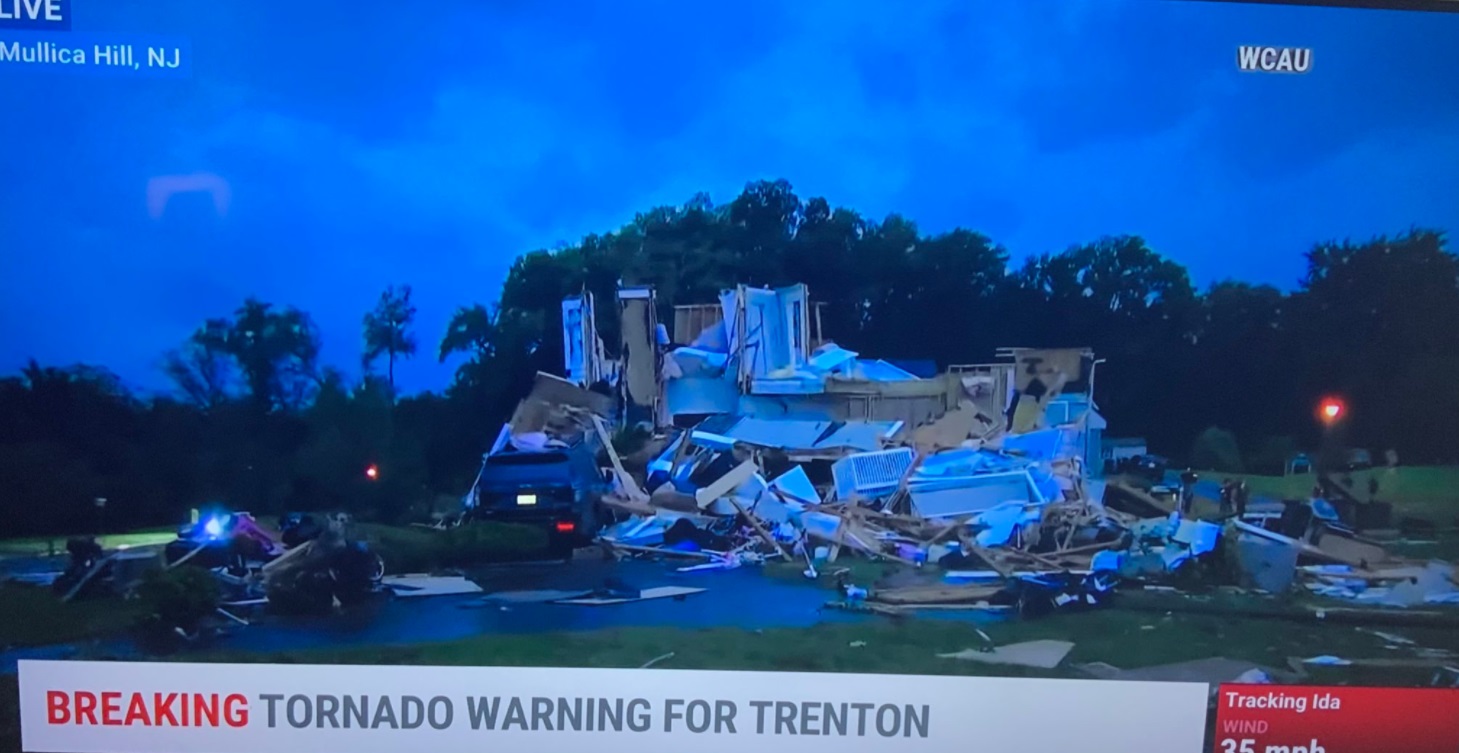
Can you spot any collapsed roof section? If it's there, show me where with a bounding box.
[494,372,615,455]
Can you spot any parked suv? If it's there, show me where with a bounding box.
[466,448,610,557]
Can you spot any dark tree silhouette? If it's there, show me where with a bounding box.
[362,284,419,393]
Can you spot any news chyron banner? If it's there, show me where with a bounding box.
[19,661,1210,753]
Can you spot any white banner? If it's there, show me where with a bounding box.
[19,660,1210,753]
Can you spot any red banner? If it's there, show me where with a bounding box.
[1214,684,1459,753]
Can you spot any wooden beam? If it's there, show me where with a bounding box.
[727,496,791,560]
[693,458,759,510]
[592,415,648,501]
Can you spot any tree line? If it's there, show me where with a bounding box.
[2,179,1456,536]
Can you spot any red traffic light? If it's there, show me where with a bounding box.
[1318,397,1345,424]
[365,464,380,481]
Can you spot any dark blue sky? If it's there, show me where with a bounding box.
[2,0,1457,395]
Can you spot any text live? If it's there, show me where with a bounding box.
[0,0,70,31]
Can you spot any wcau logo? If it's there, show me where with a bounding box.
[1237,45,1312,74]
[0,0,70,31]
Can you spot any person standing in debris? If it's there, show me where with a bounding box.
[1179,469,1198,515]
[1218,479,1235,516]
[1235,480,1249,518]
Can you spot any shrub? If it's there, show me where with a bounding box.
[367,522,549,574]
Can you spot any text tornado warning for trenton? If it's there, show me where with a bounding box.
[20,663,1210,753]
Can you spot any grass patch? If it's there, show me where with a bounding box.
[1384,531,1459,562]
[173,578,1459,680]
[0,583,145,649]
[1211,466,1459,523]
[0,528,177,559]
[176,603,1459,683]
[358,522,549,574]
[764,559,905,588]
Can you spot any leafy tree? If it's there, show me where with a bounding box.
[1248,435,1299,476]
[189,299,322,413]
[4,179,1459,537]
[163,318,239,410]
[1290,230,1459,462]
[1180,281,1299,457]
[435,304,548,467]
[1014,236,1197,451]
[1191,426,1244,473]
[362,284,419,392]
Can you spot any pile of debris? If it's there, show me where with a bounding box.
[159,512,383,609]
[581,342,1145,616]
[471,282,1459,628]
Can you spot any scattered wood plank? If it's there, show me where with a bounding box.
[726,495,791,560]
[602,496,657,517]
[215,607,250,626]
[604,542,718,560]
[1004,548,1072,571]
[1051,539,1125,557]
[61,552,121,603]
[693,459,759,510]
[592,415,648,501]
[872,584,1004,605]
[958,531,1014,580]
[553,585,707,606]
[261,540,315,574]
[164,542,208,572]
[640,652,676,669]
[924,514,974,547]
[382,575,484,598]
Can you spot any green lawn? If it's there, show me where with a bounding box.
[0,584,145,649]
[1208,466,1459,524]
[174,599,1459,684]
[0,527,177,559]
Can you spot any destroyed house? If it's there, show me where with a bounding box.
[664,284,964,429]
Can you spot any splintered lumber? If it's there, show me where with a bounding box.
[164,542,208,572]
[602,495,656,517]
[845,508,919,565]
[958,530,1015,580]
[1233,520,1376,569]
[261,540,315,575]
[215,607,250,626]
[1004,548,1073,571]
[726,495,791,560]
[694,459,759,510]
[925,514,974,547]
[872,584,1005,605]
[554,586,707,606]
[605,542,718,560]
[1051,538,1125,557]
[1107,480,1177,515]
[592,415,648,501]
[61,552,121,602]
